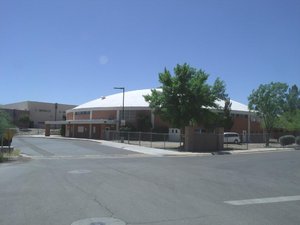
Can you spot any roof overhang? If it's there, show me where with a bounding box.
[45,119,117,125]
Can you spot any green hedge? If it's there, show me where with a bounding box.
[279,135,295,146]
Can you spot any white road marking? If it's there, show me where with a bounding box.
[68,169,91,174]
[225,195,300,205]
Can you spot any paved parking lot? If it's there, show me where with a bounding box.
[14,137,142,158]
[1,137,299,225]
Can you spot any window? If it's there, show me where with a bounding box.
[124,110,136,122]
[39,109,51,113]
[75,111,90,115]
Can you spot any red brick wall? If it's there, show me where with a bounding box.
[66,112,73,120]
[230,116,262,134]
[74,124,89,138]
[154,115,171,129]
[92,110,117,120]
[74,114,90,120]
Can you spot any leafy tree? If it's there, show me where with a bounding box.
[18,115,30,128]
[136,113,152,132]
[248,82,288,146]
[285,85,300,112]
[277,110,300,131]
[276,84,300,131]
[144,63,227,130]
[0,110,13,149]
[202,98,233,131]
[221,98,234,131]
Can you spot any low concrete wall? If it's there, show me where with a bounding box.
[0,146,14,153]
[184,126,223,152]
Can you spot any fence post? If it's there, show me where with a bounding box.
[246,133,249,150]
[139,132,141,146]
[180,134,182,149]
[128,132,130,144]
[164,134,166,149]
[150,132,152,147]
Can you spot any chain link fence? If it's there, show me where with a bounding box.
[105,131,300,151]
[14,128,300,151]
[104,130,184,150]
[220,132,300,150]
[16,128,61,136]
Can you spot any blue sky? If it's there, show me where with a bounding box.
[1,0,299,106]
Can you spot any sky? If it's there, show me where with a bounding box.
[1,0,299,106]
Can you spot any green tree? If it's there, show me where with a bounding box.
[277,84,300,131]
[285,85,300,112]
[0,110,13,149]
[277,110,300,131]
[248,82,288,146]
[18,115,30,128]
[221,98,234,131]
[136,113,152,132]
[144,63,227,130]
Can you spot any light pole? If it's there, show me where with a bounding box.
[54,103,58,129]
[114,87,125,129]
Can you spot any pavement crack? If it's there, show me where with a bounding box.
[63,175,114,217]
[93,197,114,217]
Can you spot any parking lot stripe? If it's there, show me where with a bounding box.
[224,195,300,205]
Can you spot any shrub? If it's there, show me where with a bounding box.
[0,135,13,146]
[296,136,300,145]
[279,135,295,146]
[60,125,66,136]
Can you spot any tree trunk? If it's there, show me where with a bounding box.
[265,132,270,147]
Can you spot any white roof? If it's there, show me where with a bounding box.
[72,88,249,113]
[73,89,152,110]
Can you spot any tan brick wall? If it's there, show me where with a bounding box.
[92,110,117,120]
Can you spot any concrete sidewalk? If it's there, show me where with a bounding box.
[16,135,296,157]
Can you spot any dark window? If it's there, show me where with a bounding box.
[39,109,51,113]
[75,111,90,115]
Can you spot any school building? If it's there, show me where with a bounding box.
[45,89,261,139]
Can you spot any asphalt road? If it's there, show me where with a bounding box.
[1,137,300,225]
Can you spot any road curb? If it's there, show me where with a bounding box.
[15,135,298,157]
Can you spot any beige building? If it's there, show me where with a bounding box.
[4,101,76,128]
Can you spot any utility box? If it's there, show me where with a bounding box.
[168,128,181,142]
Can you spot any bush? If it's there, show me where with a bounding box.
[279,135,295,146]
[0,136,12,146]
[296,136,300,145]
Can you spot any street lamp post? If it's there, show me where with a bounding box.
[54,103,58,129]
[114,87,125,129]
